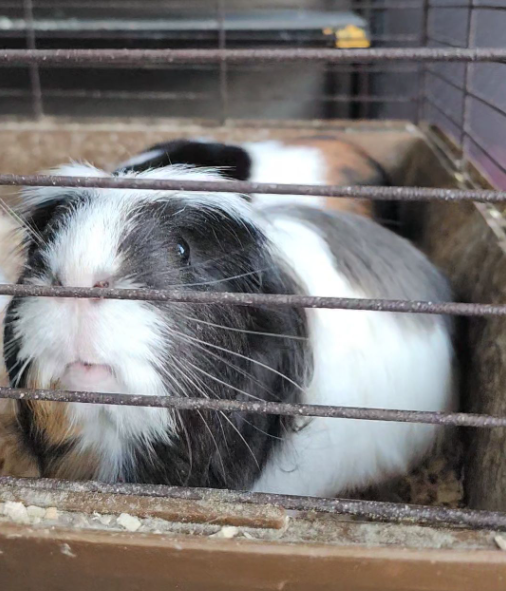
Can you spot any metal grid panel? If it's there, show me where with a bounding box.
[0,1,506,532]
[0,1,424,121]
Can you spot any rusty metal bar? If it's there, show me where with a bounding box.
[0,1,501,10]
[0,386,505,428]
[417,0,430,124]
[0,283,504,317]
[461,0,475,174]
[217,0,228,125]
[22,0,43,119]
[0,48,506,66]
[2,476,506,531]
[2,173,506,203]
[0,88,417,103]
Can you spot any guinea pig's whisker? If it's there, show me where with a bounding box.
[158,362,204,482]
[0,199,44,247]
[168,328,305,395]
[170,331,283,402]
[168,360,228,478]
[167,333,292,450]
[218,408,261,469]
[121,254,256,286]
[174,360,231,451]
[181,315,308,341]
[174,353,263,471]
[236,415,285,441]
[198,408,228,478]
[177,361,232,454]
[169,265,274,289]
[163,368,196,481]
[186,359,266,404]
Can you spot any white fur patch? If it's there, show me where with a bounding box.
[21,162,254,226]
[252,215,455,496]
[243,140,327,208]
[115,149,166,171]
[0,268,11,315]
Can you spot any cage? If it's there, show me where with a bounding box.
[1,1,506,590]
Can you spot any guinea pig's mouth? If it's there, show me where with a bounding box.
[63,361,115,389]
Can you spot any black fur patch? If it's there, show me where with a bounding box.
[119,200,309,488]
[117,139,252,181]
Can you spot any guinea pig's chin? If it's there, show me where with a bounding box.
[61,361,120,393]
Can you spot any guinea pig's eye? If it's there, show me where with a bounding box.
[176,239,190,266]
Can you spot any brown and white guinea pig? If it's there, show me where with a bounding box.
[2,144,454,495]
[115,136,390,218]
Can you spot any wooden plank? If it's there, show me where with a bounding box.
[0,485,287,529]
[1,522,505,591]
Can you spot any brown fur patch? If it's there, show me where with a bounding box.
[24,372,79,449]
[0,362,100,480]
[51,448,101,481]
[23,371,101,480]
[0,400,39,477]
[0,215,32,477]
[285,137,383,217]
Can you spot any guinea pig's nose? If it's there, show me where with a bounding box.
[93,280,110,289]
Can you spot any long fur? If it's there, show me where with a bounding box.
[2,154,454,495]
[116,136,389,215]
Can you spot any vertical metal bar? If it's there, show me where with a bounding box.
[416,0,430,123]
[460,0,475,173]
[359,0,373,119]
[23,0,43,119]
[217,0,228,125]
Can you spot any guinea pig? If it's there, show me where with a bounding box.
[2,162,454,495]
[115,137,390,217]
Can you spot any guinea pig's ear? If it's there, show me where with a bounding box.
[115,139,252,181]
[19,163,108,238]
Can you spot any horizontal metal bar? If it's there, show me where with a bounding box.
[0,48,505,66]
[0,1,454,11]
[0,88,214,101]
[2,173,506,203]
[0,88,417,104]
[0,0,503,11]
[2,476,506,531]
[1,386,505,428]
[0,284,504,317]
[0,0,488,9]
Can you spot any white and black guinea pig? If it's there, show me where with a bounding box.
[3,148,454,496]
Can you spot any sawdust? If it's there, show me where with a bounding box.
[355,436,465,508]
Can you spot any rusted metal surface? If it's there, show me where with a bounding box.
[3,476,506,531]
[0,386,505,429]
[0,283,504,319]
[0,48,506,66]
[22,0,43,120]
[2,173,506,203]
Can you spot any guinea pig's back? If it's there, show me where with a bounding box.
[253,207,455,497]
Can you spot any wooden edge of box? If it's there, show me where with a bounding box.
[1,521,506,591]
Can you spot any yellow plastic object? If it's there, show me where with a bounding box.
[335,24,370,49]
